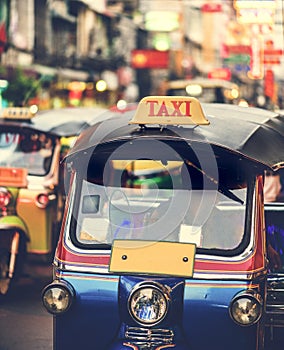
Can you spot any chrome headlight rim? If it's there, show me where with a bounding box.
[128,282,170,326]
[42,280,75,315]
[229,289,263,326]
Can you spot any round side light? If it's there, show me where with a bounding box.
[42,281,74,315]
[229,290,263,326]
[0,187,12,208]
[36,193,49,208]
[128,283,169,326]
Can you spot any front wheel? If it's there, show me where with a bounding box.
[0,250,11,295]
[0,232,27,295]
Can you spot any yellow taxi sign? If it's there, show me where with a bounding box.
[129,96,209,126]
[2,107,36,120]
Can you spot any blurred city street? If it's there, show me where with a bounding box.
[0,262,53,350]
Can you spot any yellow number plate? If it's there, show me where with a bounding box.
[109,240,196,277]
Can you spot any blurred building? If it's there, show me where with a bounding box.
[135,0,284,108]
[0,0,139,108]
[0,0,283,109]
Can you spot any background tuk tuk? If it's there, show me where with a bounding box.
[42,97,284,349]
[165,78,240,104]
[0,106,108,295]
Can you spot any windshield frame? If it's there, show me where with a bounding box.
[66,157,256,258]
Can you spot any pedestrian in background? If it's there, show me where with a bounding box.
[264,170,282,203]
[264,170,283,270]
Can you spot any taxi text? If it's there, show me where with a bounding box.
[146,100,192,117]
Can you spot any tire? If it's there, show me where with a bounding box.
[0,250,10,295]
[0,234,27,296]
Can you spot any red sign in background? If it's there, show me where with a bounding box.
[264,69,274,99]
[208,68,232,80]
[131,50,169,69]
[0,22,7,54]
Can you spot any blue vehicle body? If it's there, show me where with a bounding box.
[52,273,266,349]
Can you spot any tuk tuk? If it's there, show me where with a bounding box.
[0,106,108,295]
[42,97,284,349]
[165,78,240,104]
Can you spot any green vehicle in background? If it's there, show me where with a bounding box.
[0,106,109,295]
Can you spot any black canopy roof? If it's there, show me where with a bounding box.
[66,103,284,171]
[0,107,111,137]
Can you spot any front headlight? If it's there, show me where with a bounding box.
[229,290,263,326]
[128,283,169,326]
[42,281,74,315]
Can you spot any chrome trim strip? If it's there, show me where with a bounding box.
[55,259,262,280]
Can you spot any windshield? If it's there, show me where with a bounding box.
[0,131,56,176]
[69,159,249,254]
